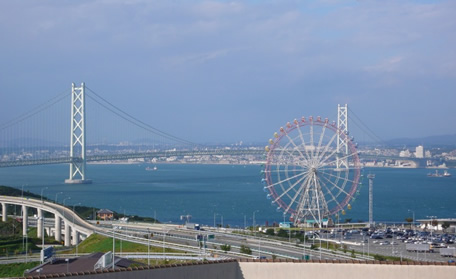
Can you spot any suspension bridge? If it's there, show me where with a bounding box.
[0,83,426,185]
[0,83,268,184]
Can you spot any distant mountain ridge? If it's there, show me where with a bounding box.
[387,134,456,147]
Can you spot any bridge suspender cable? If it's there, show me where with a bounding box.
[85,87,200,147]
[0,90,69,131]
[348,107,386,146]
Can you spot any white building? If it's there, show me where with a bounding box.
[415,145,424,158]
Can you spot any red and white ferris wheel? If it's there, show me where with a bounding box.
[262,116,361,227]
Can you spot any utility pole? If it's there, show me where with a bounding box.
[368,174,375,228]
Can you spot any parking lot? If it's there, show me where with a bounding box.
[316,227,456,262]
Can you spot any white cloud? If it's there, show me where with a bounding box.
[365,56,404,73]
[1,0,456,140]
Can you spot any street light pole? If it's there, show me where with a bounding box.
[73,203,81,255]
[40,187,48,203]
[112,226,115,271]
[214,213,219,229]
[41,216,44,262]
[55,192,63,204]
[253,210,259,232]
[408,209,415,229]
[147,228,150,267]
[62,197,71,223]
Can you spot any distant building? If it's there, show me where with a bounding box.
[415,145,424,158]
[425,150,432,158]
[399,149,411,157]
[97,209,114,220]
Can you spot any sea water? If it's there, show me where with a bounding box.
[0,164,454,227]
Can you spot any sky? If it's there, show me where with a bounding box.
[1,0,455,144]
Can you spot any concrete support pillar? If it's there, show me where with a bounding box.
[1,203,6,222]
[37,208,43,238]
[22,205,28,236]
[55,215,62,242]
[72,229,80,245]
[64,222,71,246]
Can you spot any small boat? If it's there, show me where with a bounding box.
[145,166,158,171]
[427,170,451,177]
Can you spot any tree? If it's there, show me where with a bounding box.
[220,244,231,253]
[405,217,413,229]
[277,229,289,238]
[374,254,387,261]
[240,245,252,255]
[441,222,450,232]
[342,244,348,253]
[265,228,275,236]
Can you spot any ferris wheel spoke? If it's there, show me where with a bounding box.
[313,174,329,221]
[313,124,328,162]
[264,167,306,174]
[281,148,307,165]
[315,131,338,163]
[272,173,309,203]
[284,133,310,163]
[318,169,358,184]
[295,176,313,218]
[321,151,359,167]
[320,174,351,197]
[319,169,349,194]
[296,124,313,162]
[264,170,308,189]
[284,176,310,214]
[318,146,340,167]
[319,179,344,212]
[309,124,315,160]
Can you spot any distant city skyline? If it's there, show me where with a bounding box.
[1,0,455,143]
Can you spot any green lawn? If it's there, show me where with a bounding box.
[0,262,40,278]
[64,234,180,254]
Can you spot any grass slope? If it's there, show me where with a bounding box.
[67,234,179,254]
[0,262,39,278]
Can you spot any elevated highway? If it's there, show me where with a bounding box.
[0,196,96,246]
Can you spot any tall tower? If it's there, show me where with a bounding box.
[367,174,375,227]
[65,83,92,184]
[337,104,349,169]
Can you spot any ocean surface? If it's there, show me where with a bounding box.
[0,164,454,227]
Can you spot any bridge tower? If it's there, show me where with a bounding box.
[336,104,349,169]
[65,83,92,184]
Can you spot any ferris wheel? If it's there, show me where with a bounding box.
[262,116,361,227]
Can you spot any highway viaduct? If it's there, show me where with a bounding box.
[0,196,95,247]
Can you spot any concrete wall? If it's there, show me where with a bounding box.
[21,260,456,279]
[48,261,241,279]
[238,261,456,279]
